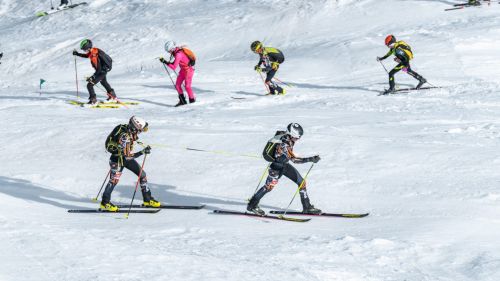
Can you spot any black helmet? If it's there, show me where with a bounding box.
[250,40,262,52]
[80,39,92,51]
[286,123,303,139]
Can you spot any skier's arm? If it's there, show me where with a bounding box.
[378,48,394,61]
[168,52,181,70]
[73,50,89,58]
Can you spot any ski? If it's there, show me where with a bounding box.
[269,210,369,218]
[379,86,441,95]
[115,204,205,209]
[68,209,160,213]
[36,2,88,17]
[212,209,311,222]
[69,100,139,106]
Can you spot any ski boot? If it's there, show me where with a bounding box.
[416,78,427,89]
[100,202,119,212]
[189,98,196,104]
[382,88,395,95]
[303,205,322,214]
[247,205,265,216]
[87,98,97,105]
[143,198,161,208]
[175,95,187,107]
[106,89,117,101]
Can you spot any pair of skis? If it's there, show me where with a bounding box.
[68,100,139,109]
[378,86,441,96]
[36,2,88,17]
[213,209,369,223]
[68,204,205,214]
[445,1,497,11]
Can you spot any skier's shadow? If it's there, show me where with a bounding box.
[233,91,262,97]
[141,84,215,94]
[291,82,382,93]
[147,183,281,211]
[0,176,89,209]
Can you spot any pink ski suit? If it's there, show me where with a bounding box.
[168,48,195,100]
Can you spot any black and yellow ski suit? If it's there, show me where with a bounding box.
[256,47,285,95]
[248,134,317,211]
[379,41,425,91]
[102,124,152,204]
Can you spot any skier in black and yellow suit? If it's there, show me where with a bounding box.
[377,35,427,94]
[251,41,286,95]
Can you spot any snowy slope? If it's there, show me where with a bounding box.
[1,0,500,280]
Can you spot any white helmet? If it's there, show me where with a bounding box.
[286,123,303,139]
[128,116,149,133]
[164,40,176,53]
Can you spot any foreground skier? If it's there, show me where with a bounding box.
[73,39,116,104]
[377,35,427,94]
[247,123,322,215]
[101,116,160,211]
[251,41,286,95]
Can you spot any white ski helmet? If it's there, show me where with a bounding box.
[129,116,149,133]
[286,123,303,139]
[164,40,177,53]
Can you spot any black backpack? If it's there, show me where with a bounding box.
[105,124,127,154]
[262,130,286,162]
[98,49,113,71]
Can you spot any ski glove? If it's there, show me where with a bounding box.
[86,76,95,84]
[254,65,262,72]
[376,57,382,61]
[308,155,321,163]
[72,50,79,56]
[143,145,151,155]
[159,57,166,63]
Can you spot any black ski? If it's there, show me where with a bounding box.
[115,204,205,209]
[379,86,441,95]
[36,2,88,17]
[269,210,369,218]
[68,209,160,213]
[212,209,311,222]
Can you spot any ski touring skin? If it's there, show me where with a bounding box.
[68,209,161,214]
[115,204,205,209]
[269,210,369,218]
[36,2,88,17]
[212,209,311,222]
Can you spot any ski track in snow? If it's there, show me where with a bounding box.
[1,0,500,280]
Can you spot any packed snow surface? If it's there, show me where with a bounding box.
[1,0,500,280]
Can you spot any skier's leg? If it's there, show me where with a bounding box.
[184,68,196,102]
[247,164,283,214]
[100,75,116,99]
[281,163,321,213]
[405,65,426,88]
[86,83,97,103]
[101,160,124,209]
[175,71,187,106]
[388,63,404,91]
[123,158,152,202]
[265,68,278,94]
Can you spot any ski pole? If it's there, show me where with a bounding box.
[50,0,54,9]
[279,163,315,218]
[92,169,111,202]
[378,60,389,74]
[160,61,177,89]
[125,154,148,219]
[250,163,271,199]
[74,55,79,99]
[273,77,294,88]
[258,71,270,94]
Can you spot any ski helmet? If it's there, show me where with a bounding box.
[128,116,149,133]
[250,41,262,52]
[286,123,304,139]
[164,41,176,53]
[385,35,396,46]
[80,39,92,51]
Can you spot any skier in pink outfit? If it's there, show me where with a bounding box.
[160,41,196,107]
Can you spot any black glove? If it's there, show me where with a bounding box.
[159,57,166,63]
[309,155,321,163]
[376,56,382,61]
[72,50,79,56]
[254,64,262,72]
[86,76,95,84]
[143,145,151,154]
